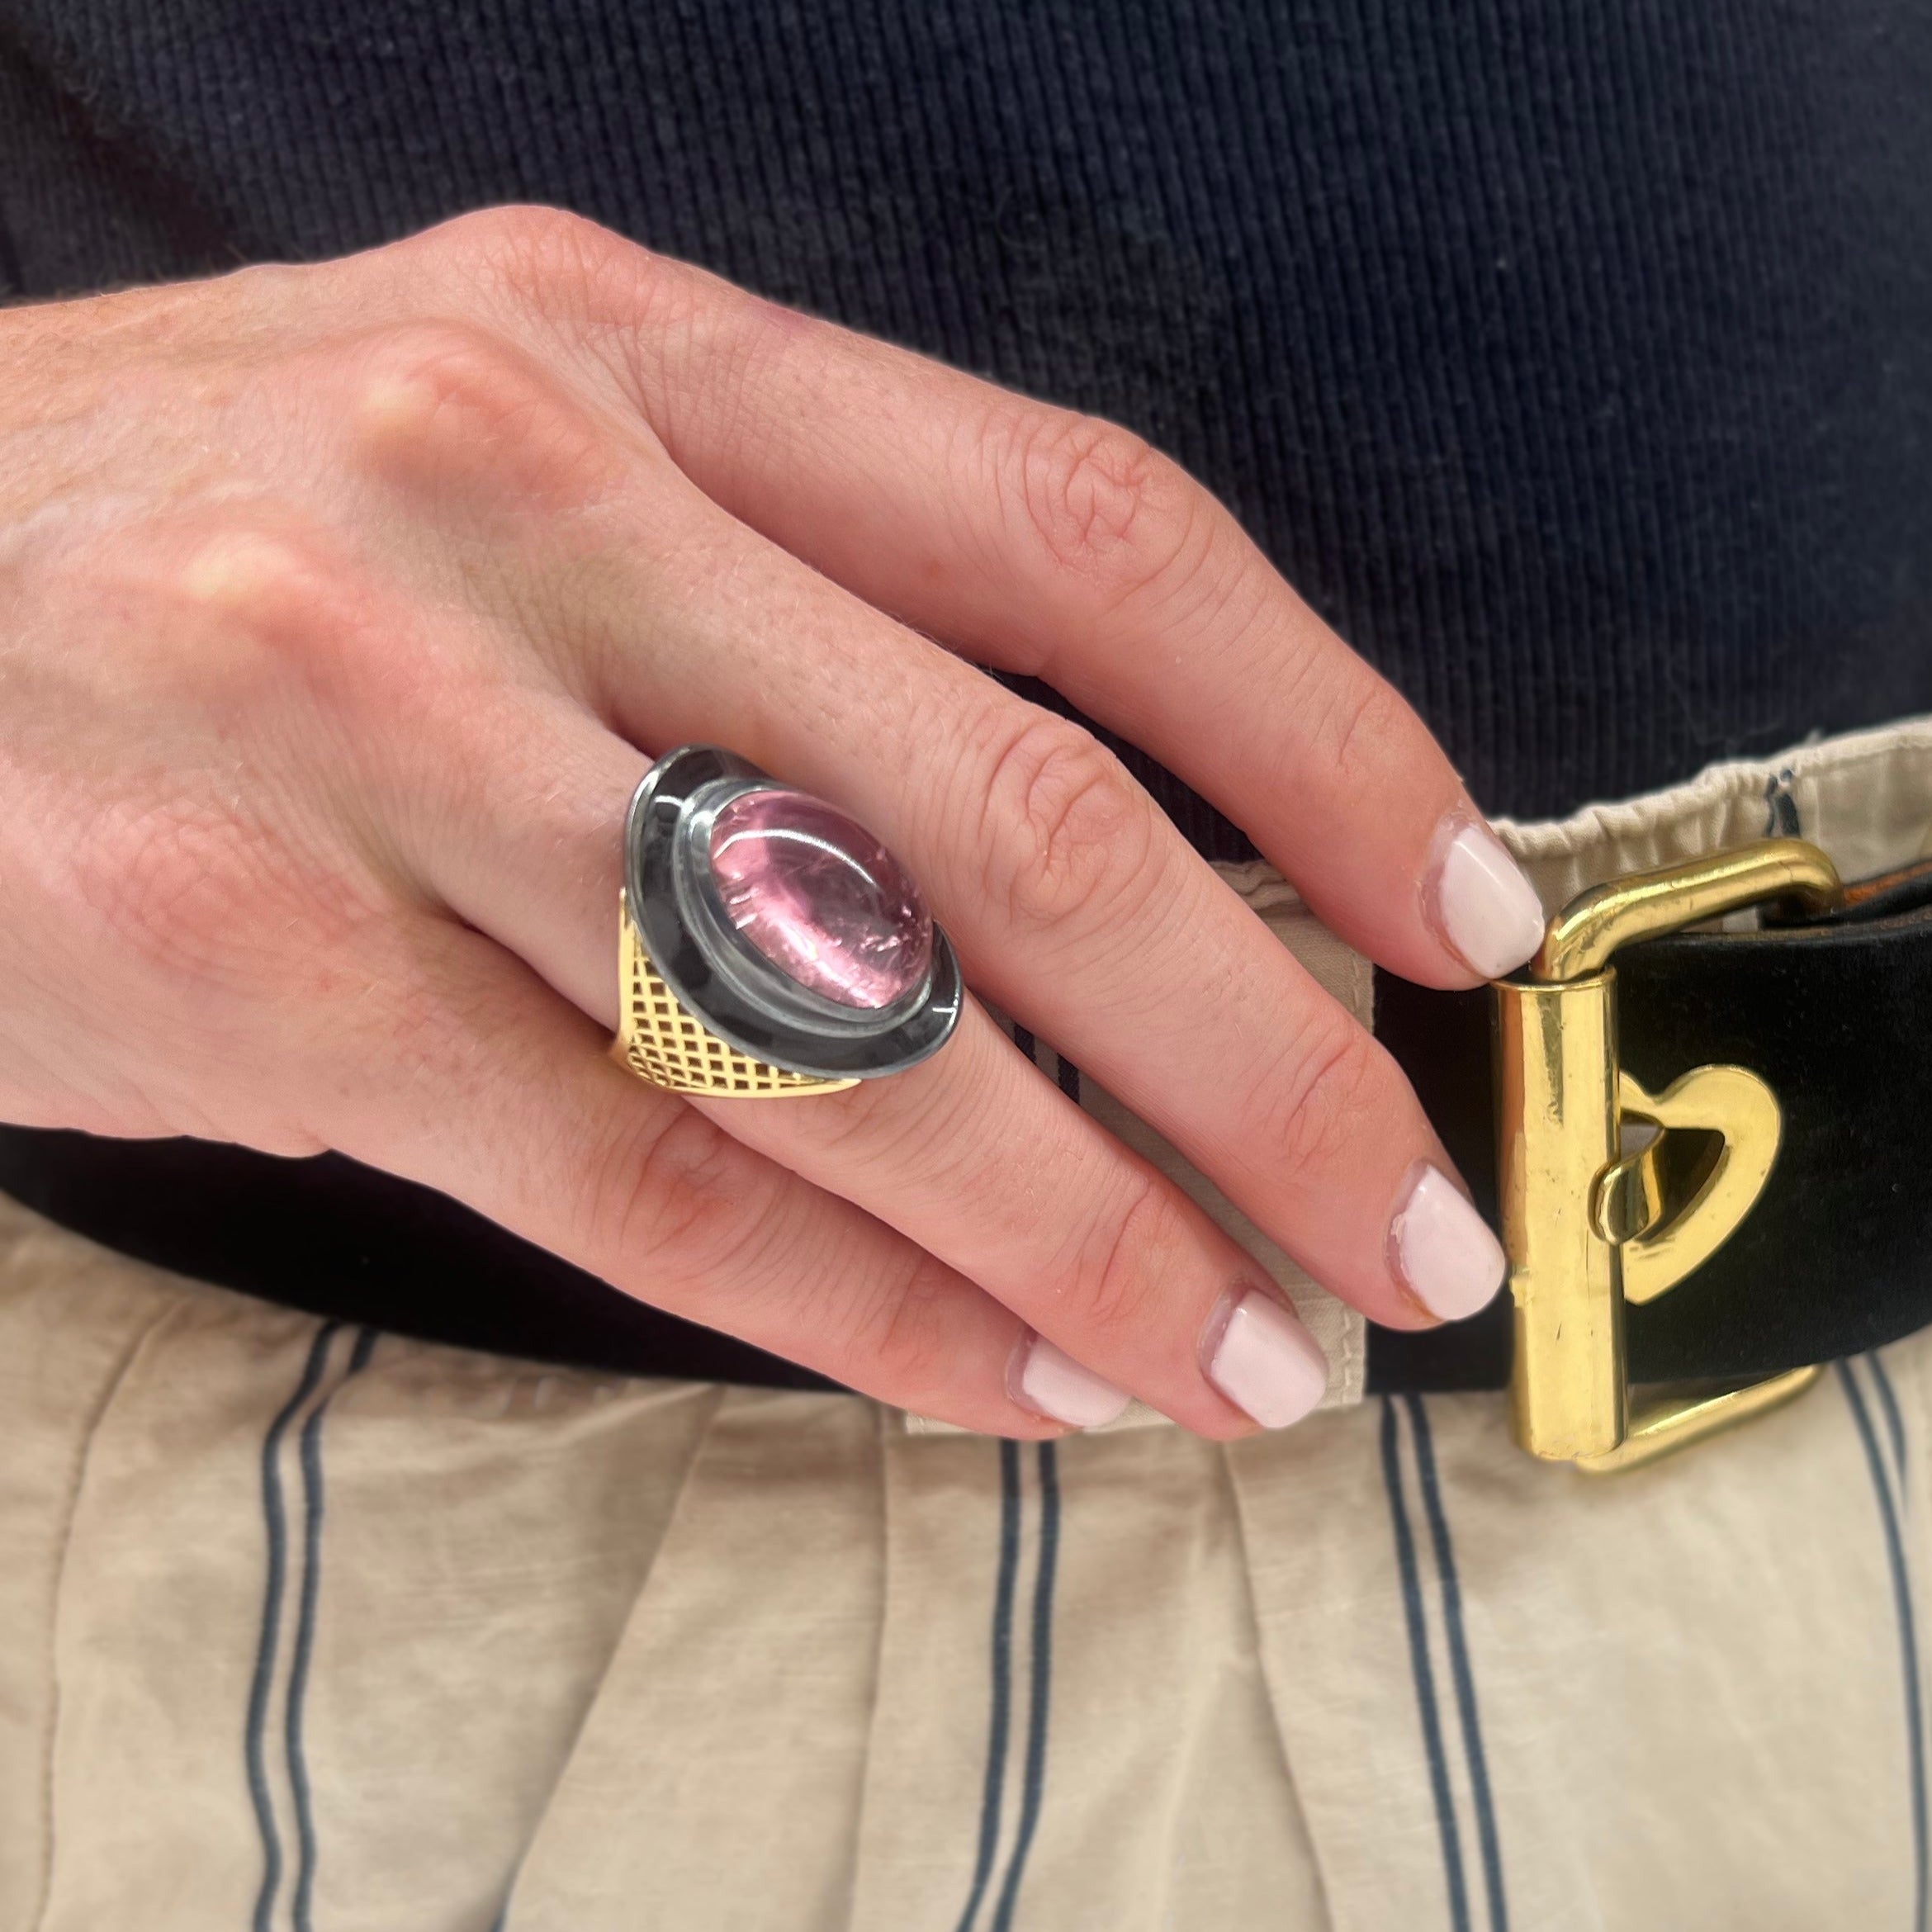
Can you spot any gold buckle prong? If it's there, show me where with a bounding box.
[1497,838,1842,1472]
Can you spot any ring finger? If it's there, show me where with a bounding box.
[354,627,1333,1435]
[542,485,1505,1339]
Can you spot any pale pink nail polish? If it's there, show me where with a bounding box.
[1200,1286,1330,1428]
[1010,1333,1131,1430]
[1390,1163,1507,1321]
[1428,818,1546,980]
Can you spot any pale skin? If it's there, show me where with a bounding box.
[0,206,1538,1441]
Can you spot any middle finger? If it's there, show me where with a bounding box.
[379,672,1331,1437]
[549,482,1506,1343]
[335,331,1504,1418]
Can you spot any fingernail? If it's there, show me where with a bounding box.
[1429,818,1545,980]
[1010,1333,1131,1430]
[1390,1163,1507,1320]
[1200,1286,1330,1428]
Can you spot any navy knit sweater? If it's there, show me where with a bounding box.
[4,0,1931,831]
[2,2,1930,1385]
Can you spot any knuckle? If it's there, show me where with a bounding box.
[1069,1172,1187,1342]
[165,514,423,718]
[434,202,630,287]
[56,528,399,1002]
[353,316,542,422]
[838,1252,962,1404]
[578,1102,967,1408]
[977,710,1160,935]
[430,203,661,332]
[1257,1016,1388,1180]
[586,1101,774,1292]
[168,520,341,652]
[1304,668,1409,788]
[348,317,618,511]
[987,405,1203,607]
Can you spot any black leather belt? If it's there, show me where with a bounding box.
[1376,849,1932,1408]
[2,842,1928,1453]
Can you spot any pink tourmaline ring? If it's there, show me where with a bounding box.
[613,745,964,1096]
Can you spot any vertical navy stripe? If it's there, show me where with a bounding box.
[1381,1397,1470,1932]
[954,1440,1024,1932]
[1054,1055,1081,1104]
[990,1441,1060,1932]
[1840,1359,1928,1932]
[1404,1396,1509,1932]
[1012,1023,1036,1063]
[1873,1352,1911,1496]
[1764,771,1801,838]
[287,1326,379,1932]
[247,1322,340,1932]
[488,1855,527,1932]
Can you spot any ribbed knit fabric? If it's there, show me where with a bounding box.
[4,0,1931,832]
[2,1,1931,1390]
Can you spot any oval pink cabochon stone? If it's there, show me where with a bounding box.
[708,788,933,1009]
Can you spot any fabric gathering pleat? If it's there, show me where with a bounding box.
[7,1191,1932,1931]
[0,1206,187,1929]
[284,1342,722,1931]
[848,1425,1324,1932]
[1223,1378,1920,1931]
[502,1386,885,1932]
[0,1206,726,1932]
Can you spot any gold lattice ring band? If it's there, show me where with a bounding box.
[611,745,964,1097]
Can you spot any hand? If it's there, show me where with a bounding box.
[0,207,1541,1437]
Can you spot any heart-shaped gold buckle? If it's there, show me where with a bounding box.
[1593,1064,1781,1302]
[1495,840,1840,1472]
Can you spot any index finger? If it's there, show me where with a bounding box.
[573,244,1546,990]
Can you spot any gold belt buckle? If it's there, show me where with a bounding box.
[1496,837,1843,1473]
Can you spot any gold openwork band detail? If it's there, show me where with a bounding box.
[613,890,859,1098]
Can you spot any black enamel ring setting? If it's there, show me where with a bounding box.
[612,745,964,1096]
